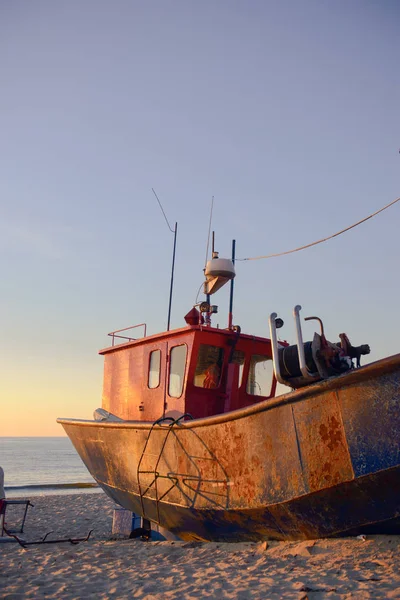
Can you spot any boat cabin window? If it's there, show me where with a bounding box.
[247,355,273,397]
[148,349,161,389]
[194,344,224,389]
[232,349,245,388]
[168,345,187,398]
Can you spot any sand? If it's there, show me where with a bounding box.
[1,493,400,599]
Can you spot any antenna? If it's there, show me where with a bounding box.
[152,187,175,233]
[203,197,214,326]
[204,196,214,268]
[152,188,177,331]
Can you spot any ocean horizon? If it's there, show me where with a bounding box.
[0,436,99,497]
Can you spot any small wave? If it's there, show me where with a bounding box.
[5,482,99,491]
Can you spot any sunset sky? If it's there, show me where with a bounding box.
[1,0,399,436]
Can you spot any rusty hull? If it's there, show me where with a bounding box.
[58,354,400,541]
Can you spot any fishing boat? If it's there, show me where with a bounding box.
[58,246,400,541]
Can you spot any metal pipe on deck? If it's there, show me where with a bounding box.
[293,305,316,381]
[269,313,290,386]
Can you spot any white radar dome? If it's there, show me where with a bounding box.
[204,257,235,295]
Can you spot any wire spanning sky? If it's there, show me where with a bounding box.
[0,0,399,435]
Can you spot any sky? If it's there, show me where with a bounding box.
[0,0,399,436]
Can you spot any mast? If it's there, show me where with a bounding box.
[167,222,178,331]
[228,239,236,329]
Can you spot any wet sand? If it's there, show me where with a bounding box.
[1,493,400,599]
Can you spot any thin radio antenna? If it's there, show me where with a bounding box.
[152,188,175,233]
[204,196,214,267]
[152,188,177,331]
[203,197,214,325]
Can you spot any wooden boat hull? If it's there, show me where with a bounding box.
[58,354,400,541]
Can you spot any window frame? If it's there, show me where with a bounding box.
[246,354,274,398]
[147,349,162,390]
[168,343,188,399]
[193,343,225,390]
[231,349,246,390]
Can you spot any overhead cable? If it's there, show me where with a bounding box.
[237,195,400,261]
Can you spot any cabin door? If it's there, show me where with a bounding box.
[140,342,168,422]
[163,341,188,419]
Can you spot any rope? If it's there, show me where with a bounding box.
[237,195,400,261]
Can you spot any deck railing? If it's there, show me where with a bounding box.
[107,323,147,346]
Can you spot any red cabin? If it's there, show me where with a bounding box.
[100,318,282,422]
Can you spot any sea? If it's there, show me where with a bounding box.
[0,437,99,497]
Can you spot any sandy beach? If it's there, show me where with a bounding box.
[1,492,400,599]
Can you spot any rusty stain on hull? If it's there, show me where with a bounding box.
[293,391,354,493]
